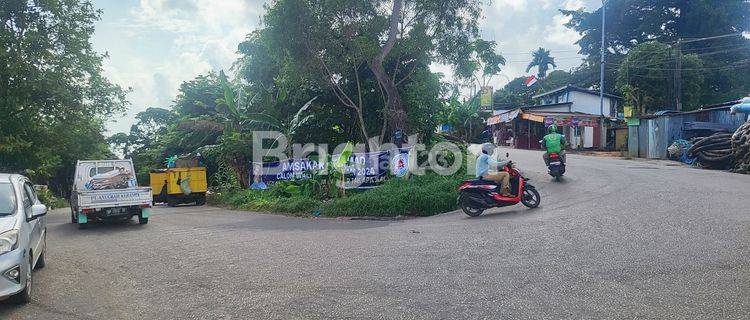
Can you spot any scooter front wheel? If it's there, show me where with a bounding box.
[459,196,485,217]
[521,187,541,208]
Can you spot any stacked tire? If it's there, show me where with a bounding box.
[687,133,734,169]
[731,121,750,174]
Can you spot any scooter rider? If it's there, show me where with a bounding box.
[476,143,512,196]
[541,123,567,166]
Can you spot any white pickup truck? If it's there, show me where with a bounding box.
[70,159,152,228]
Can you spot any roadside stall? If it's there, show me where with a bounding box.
[488,109,602,150]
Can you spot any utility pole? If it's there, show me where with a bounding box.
[599,0,607,150]
[674,38,682,111]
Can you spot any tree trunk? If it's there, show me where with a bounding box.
[230,157,249,189]
[370,0,406,140]
[354,66,371,151]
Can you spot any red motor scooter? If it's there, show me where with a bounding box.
[458,161,541,217]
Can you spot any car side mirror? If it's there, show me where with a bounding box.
[29,204,47,220]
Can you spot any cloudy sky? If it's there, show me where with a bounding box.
[91,0,602,134]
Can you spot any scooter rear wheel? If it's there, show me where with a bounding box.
[459,196,485,217]
[521,187,541,208]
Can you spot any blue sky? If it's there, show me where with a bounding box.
[91,0,601,134]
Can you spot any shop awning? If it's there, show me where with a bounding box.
[487,108,521,125]
[488,110,603,127]
[522,111,601,127]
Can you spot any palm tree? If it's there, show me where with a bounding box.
[526,47,557,80]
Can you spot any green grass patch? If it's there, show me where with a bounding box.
[210,173,466,217]
[209,189,321,216]
[321,174,464,217]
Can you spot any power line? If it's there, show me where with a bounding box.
[500,49,581,55]
[621,59,750,71]
[605,45,750,69]
[681,32,745,44]
[503,56,583,64]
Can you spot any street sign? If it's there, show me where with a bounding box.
[480,86,493,108]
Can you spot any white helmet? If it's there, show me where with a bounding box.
[481,143,496,155]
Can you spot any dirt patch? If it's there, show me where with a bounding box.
[570,151,626,158]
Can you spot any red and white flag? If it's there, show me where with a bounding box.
[524,75,537,87]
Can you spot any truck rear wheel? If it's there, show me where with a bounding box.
[195,194,206,206]
[167,196,178,207]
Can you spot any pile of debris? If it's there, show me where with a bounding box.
[731,120,750,174]
[87,167,133,190]
[687,133,734,169]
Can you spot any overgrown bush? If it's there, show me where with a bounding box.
[209,189,321,215]
[322,173,464,217]
[210,146,471,217]
[35,187,68,209]
[210,162,241,192]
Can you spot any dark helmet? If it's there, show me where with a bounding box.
[481,143,496,155]
[548,123,558,134]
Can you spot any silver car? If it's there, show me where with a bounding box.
[0,174,48,304]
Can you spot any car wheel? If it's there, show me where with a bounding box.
[8,255,33,304]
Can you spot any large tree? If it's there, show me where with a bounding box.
[562,0,750,105]
[617,42,704,113]
[0,0,128,192]
[261,0,487,143]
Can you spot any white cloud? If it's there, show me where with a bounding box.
[135,0,262,33]
[95,0,599,132]
[544,0,586,48]
[96,0,264,134]
[493,0,527,12]
[563,0,586,11]
[544,14,580,47]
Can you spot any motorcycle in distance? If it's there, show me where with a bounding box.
[458,154,541,217]
[547,152,566,181]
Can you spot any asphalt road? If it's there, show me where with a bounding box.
[1,149,749,319]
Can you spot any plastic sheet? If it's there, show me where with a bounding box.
[85,168,134,190]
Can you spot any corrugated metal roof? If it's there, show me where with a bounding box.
[638,100,742,119]
[532,85,624,100]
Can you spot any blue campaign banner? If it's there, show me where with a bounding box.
[255,158,326,184]
[338,151,389,189]
[250,148,411,189]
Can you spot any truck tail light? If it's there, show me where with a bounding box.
[82,208,94,214]
[140,204,151,209]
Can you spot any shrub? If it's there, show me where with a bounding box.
[35,187,68,209]
[321,173,465,217]
[209,189,321,216]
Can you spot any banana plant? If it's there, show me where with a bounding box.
[242,96,318,146]
[331,142,353,197]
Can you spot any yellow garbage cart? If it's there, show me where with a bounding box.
[150,167,207,206]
